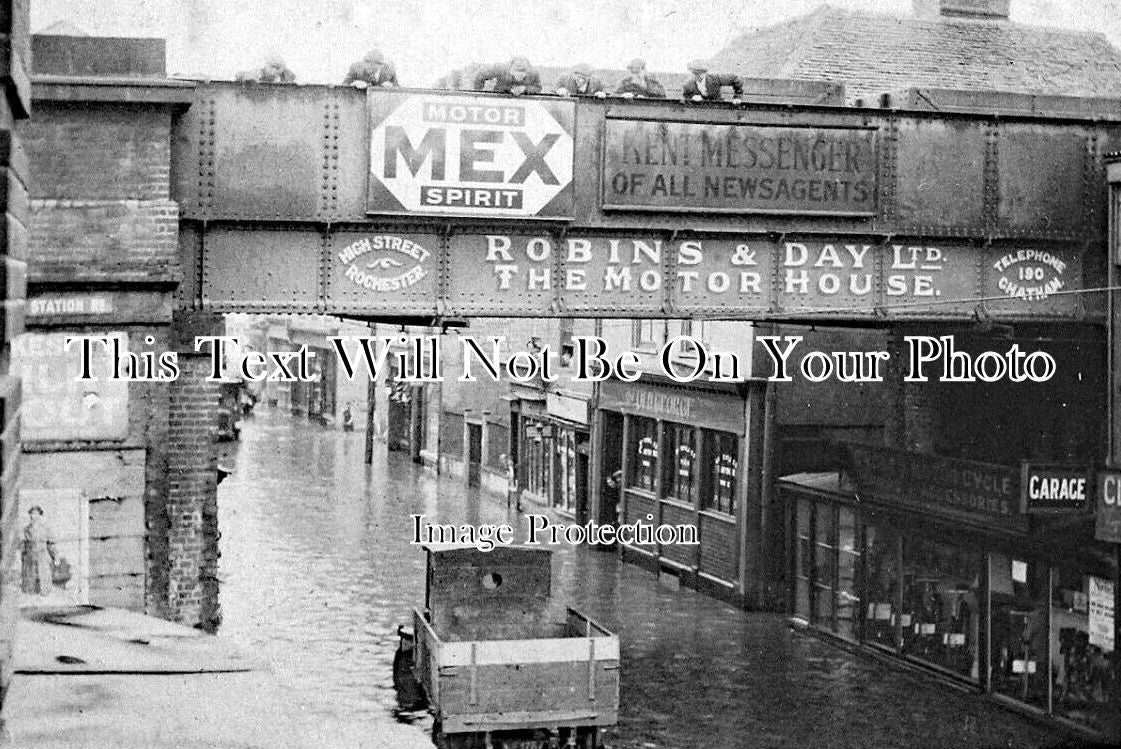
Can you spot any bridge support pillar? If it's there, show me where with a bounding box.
[152,311,224,630]
[884,330,939,453]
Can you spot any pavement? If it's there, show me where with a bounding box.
[3,606,317,749]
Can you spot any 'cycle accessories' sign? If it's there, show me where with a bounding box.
[368,92,575,219]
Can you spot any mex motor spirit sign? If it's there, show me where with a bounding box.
[368,92,575,219]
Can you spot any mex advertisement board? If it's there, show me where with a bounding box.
[368,91,575,219]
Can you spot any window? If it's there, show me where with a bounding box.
[632,319,661,351]
[814,503,836,626]
[701,430,738,515]
[521,417,550,499]
[678,319,706,344]
[901,537,981,681]
[990,554,1048,704]
[627,416,659,492]
[836,507,860,641]
[554,428,577,514]
[1051,565,1116,734]
[864,520,900,651]
[795,499,813,621]
[661,422,696,503]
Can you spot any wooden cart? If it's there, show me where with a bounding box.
[406,545,619,749]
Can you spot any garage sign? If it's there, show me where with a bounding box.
[1021,463,1092,513]
[368,92,575,219]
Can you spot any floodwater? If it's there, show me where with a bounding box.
[217,411,1074,749]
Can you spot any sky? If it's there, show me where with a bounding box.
[31,0,1121,85]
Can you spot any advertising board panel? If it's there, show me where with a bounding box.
[602,119,876,216]
[369,93,575,219]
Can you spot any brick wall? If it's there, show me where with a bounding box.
[25,103,177,284]
[0,0,31,727]
[17,327,171,612]
[22,40,202,633]
[163,353,220,631]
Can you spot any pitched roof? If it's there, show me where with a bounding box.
[709,3,1121,102]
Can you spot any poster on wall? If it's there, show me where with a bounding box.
[1088,576,1114,653]
[11,331,129,442]
[18,488,89,608]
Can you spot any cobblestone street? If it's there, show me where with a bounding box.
[216,412,1084,749]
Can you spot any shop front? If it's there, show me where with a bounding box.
[780,445,1119,740]
[288,342,335,424]
[596,375,765,606]
[513,390,591,519]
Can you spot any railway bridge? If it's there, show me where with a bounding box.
[171,83,1115,325]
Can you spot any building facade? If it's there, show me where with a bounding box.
[18,34,206,623]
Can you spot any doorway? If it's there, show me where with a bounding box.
[467,422,483,487]
[599,412,624,527]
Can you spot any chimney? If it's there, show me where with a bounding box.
[913,0,1011,21]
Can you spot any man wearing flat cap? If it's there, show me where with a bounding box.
[235,53,297,84]
[343,48,399,88]
[555,63,607,98]
[473,56,543,96]
[615,58,665,99]
[682,59,742,104]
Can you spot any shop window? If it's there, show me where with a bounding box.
[441,411,464,456]
[521,417,550,500]
[487,422,508,470]
[795,498,813,621]
[793,497,859,643]
[1051,565,1117,734]
[864,521,900,651]
[836,507,859,641]
[554,428,577,515]
[632,319,661,351]
[662,422,696,503]
[813,503,836,626]
[701,431,738,515]
[990,554,1049,708]
[898,537,982,681]
[627,416,659,492]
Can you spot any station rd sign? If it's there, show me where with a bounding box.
[368,93,575,219]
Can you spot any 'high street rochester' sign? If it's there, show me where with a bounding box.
[602,119,877,215]
[368,93,575,219]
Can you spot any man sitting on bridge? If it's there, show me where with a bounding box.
[682,59,742,104]
[615,58,665,99]
[235,54,297,84]
[343,48,399,89]
[472,56,542,96]
[554,63,607,98]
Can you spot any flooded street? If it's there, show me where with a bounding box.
[217,411,1071,749]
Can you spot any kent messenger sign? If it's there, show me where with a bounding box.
[602,118,877,216]
[368,92,575,219]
